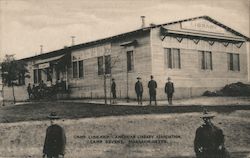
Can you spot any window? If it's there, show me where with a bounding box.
[105,55,111,74]
[56,70,60,81]
[164,48,181,69]
[98,55,111,75]
[18,73,25,85]
[72,61,78,78]
[38,69,42,83]
[78,60,84,78]
[98,56,104,75]
[72,60,84,78]
[46,68,52,81]
[33,69,38,84]
[127,51,134,72]
[200,51,212,70]
[228,53,240,71]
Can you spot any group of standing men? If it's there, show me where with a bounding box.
[111,75,175,105]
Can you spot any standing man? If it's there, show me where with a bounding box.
[43,112,66,158]
[27,83,32,100]
[111,78,117,104]
[194,110,230,158]
[165,77,174,105]
[148,75,157,106]
[135,77,143,105]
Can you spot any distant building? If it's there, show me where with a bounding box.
[20,16,249,100]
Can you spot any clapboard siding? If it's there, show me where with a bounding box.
[68,31,152,99]
[150,28,248,99]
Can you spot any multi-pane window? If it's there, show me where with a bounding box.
[98,55,111,75]
[164,48,181,69]
[98,56,104,75]
[200,51,212,70]
[33,69,42,84]
[18,73,25,85]
[38,69,42,83]
[72,60,84,78]
[228,53,240,71]
[33,69,38,84]
[78,60,84,78]
[127,51,134,72]
[72,61,78,78]
[46,68,52,81]
[105,55,111,74]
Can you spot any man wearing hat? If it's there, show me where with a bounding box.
[43,112,66,158]
[111,78,117,104]
[165,77,174,105]
[194,110,230,158]
[148,75,157,106]
[135,77,143,105]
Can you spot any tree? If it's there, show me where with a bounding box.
[102,49,121,105]
[1,55,30,103]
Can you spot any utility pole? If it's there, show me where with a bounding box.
[103,54,107,106]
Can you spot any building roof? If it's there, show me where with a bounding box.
[21,15,250,62]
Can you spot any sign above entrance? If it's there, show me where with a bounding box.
[38,63,50,69]
[181,19,228,34]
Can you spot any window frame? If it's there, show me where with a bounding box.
[228,53,240,71]
[164,48,181,69]
[127,50,134,72]
[97,55,111,76]
[72,61,78,78]
[78,60,84,78]
[200,51,213,70]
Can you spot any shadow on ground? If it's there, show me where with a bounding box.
[1,101,250,123]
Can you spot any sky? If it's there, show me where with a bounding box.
[0,0,249,60]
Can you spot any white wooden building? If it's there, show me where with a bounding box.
[21,16,249,100]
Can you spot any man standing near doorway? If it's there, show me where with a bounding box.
[135,77,143,105]
[165,77,174,105]
[148,75,157,106]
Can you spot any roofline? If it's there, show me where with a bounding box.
[20,28,150,61]
[20,15,249,61]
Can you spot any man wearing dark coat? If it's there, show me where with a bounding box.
[135,77,143,105]
[165,77,174,105]
[43,112,66,158]
[27,83,32,99]
[148,75,157,106]
[194,110,230,158]
[111,78,117,104]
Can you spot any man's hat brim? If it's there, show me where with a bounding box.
[47,113,60,119]
[200,114,215,118]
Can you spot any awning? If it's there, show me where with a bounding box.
[34,55,65,65]
[160,27,246,42]
[120,40,138,46]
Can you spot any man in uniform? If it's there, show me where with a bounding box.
[148,75,157,106]
[194,110,230,158]
[135,77,143,105]
[165,77,174,105]
[27,83,32,100]
[43,112,66,158]
[111,78,117,104]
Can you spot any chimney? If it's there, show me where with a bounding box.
[40,45,43,54]
[141,16,145,28]
[71,36,75,46]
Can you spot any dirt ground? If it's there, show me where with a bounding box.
[0,97,250,158]
[0,111,250,158]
